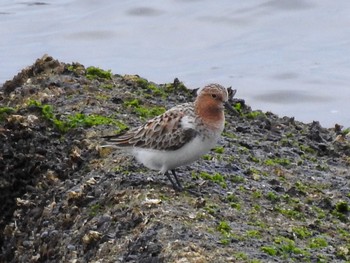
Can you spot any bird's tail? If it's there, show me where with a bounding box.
[101,133,133,148]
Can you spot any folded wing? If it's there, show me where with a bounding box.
[104,105,198,151]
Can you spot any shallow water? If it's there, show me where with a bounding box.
[1,0,349,127]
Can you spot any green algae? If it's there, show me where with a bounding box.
[28,100,127,133]
[123,98,166,119]
[0,107,15,122]
[86,66,112,80]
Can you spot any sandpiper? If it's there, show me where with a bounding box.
[103,83,236,191]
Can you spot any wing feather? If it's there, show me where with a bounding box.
[103,104,198,151]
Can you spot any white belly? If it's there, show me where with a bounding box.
[132,134,220,173]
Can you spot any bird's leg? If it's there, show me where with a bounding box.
[165,171,182,191]
[171,169,183,190]
[165,170,201,196]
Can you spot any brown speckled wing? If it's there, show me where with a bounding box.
[104,104,198,151]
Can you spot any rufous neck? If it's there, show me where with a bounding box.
[195,97,224,129]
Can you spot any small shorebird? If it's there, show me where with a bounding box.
[103,83,236,191]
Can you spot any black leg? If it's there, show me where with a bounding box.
[165,170,201,196]
[165,171,182,191]
[171,169,183,189]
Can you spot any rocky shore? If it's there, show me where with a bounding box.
[1,55,349,262]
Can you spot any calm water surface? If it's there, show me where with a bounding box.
[1,0,350,127]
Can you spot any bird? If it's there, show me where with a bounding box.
[103,83,237,191]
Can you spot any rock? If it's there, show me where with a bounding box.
[1,56,349,262]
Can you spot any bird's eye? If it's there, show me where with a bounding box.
[211,94,217,98]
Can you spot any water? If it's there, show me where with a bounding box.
[1,0,350,127]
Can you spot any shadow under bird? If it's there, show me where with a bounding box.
[103,83,237,191]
